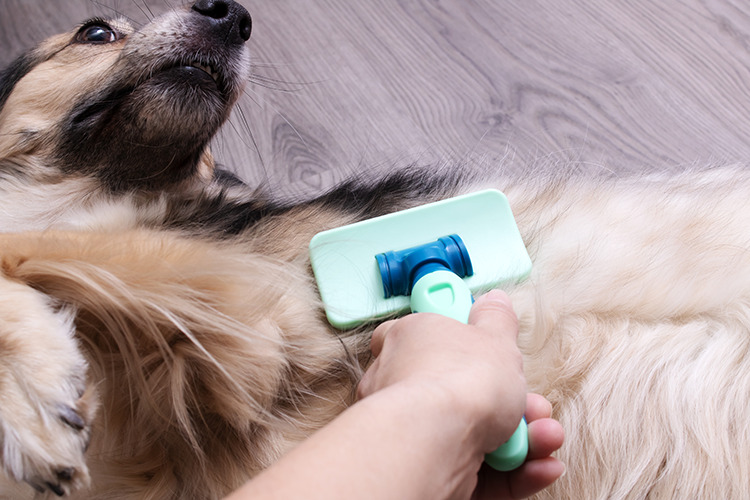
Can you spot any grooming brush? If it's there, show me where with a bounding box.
[309,189,532,471]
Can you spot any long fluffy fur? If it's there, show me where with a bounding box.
[1,2,749,499]
[502,167,750,498]
[1,229,363,498]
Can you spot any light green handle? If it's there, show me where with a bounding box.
[410,270,529,472]
[484,417,528,471]
[410,270,474,322]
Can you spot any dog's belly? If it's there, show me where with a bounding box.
[498,166,750,498]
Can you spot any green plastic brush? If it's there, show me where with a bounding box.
[309,189,533,471]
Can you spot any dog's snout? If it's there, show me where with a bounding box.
[192,0,252,44]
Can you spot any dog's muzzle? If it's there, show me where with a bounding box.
[191,0,252,46]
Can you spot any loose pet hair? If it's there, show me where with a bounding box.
[0,1,749,499]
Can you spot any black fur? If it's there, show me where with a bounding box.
[162,187,279,236]
[56,67,226,192]
[161,167,463,237]
[315,168,465,218]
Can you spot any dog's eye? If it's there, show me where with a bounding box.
[76,22,120,44]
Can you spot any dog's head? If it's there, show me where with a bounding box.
[0,0,252,192]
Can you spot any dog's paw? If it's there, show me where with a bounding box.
[4,392,97,497]
[0,281,97,496]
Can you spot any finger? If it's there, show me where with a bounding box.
[507,457,566,499]
[370,320,396,357]
[356,357,381,400]
[468,290,519,340]
[526,418,565,460]
[474,457,565,500]
[524,393,552,422]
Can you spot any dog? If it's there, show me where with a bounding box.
[2,1,750,499]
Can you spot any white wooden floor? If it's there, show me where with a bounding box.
[3,0,750,198]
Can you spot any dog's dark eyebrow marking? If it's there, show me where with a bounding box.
[0,48,42,113]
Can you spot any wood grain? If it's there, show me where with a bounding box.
[3,0,750,198]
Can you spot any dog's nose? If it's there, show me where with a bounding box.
[192,0,252,44]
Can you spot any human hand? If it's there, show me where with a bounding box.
[472,393,565,500]
[357,290,563,499]
[232,291,563,500]
[358,290,528,448]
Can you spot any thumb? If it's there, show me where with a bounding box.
[468,290,519,340]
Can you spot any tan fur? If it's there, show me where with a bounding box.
[0,229,361,499]
[1,4,750,500]
[0,29,124,146]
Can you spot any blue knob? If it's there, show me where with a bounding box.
[375,235,473,298]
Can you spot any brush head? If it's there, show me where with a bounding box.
[376,234,473,298]
[309,189,532,329]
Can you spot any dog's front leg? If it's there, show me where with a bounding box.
[0,277,95,496]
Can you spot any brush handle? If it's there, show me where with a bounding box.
[410,270,474,321]
[410,270,529,472]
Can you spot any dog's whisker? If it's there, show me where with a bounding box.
[246,63,328,93]
[90,0,144,28]
[224,102,267,173]
[130,1,152,24]
[246,70,314,90]
[242,85,310,152]
[246,76,306,94]
[140,0,155,21]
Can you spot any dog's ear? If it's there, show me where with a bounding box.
[0,49,39,111]
[0,49,42,113]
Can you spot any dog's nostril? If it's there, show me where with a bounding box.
[192,0,230,20]
[239,15,252,41]
[192,0,252,43]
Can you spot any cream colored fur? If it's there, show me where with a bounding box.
[0,4,749,500]
[500,167,750,498]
